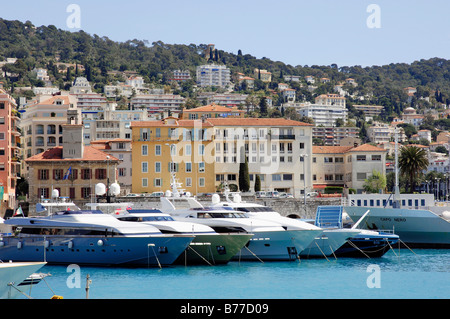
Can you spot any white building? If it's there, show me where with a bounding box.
[197,93,248,107]
[70,77,92,94]
[130,94,185,114]
[296,102,348,127]
[196,64,231,88]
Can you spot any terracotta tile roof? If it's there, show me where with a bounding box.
[207,118,313,127]
[349,144,387,152]
[36,95,71,105]
[131,119,213,128]
[25,146,120,162]
[313,146,353,154]
[183,103,244,113]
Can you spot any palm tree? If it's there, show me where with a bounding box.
[398,145,429,193]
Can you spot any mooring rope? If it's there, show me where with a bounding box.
[244,246,264,263]
[345,240,371,259]
[186,246,213,266]
[315,242,330,262]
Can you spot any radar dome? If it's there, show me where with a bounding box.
[233,194,241,203]
[211,194,220,204]
[109,183,120,196]
[52,189,59,198]
[95,183,106,196]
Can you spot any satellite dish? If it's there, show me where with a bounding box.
[109,183,120,196]
[211,194,220,204]
[95,183,106,196]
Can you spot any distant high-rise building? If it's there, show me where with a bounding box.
[196,64,231,88]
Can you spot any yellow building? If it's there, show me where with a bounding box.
[131,117,216,195]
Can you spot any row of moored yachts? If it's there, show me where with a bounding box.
[0,186,400,267]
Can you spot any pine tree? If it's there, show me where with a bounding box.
[254,174,261,192]
[239,156,250,192]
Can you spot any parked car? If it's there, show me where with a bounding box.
[266,191,280,198]
[255,191,267,198]
[279,193,294,198]
[306,192,318,198]
[149,191,164,197]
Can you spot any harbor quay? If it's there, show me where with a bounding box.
[23,196,342,219]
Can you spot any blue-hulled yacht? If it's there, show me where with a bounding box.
[0,209,194,267]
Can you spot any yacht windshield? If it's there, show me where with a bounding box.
[119,216,174,222]
[197,212,247,218]
[236,207,274,213]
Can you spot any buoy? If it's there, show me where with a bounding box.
[68,241,73,249]
[97,240,103,246]
[17,241,22,249]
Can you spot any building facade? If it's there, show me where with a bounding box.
[196,64,231,88]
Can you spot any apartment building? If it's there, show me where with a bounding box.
[20,94,79,163]
[171,70,192,82]
[130,118,216,195]
[25,122,120,203]
[196,93,248,107]
[254,69,272,83]
[130,94,185,114]
[0,86,20,213]
[312,144,387,194]
[196,64,231,88]
[181,104,244,120]
[312,126,359,146]
[209,118,313,198]
[315,94,346,107]
[296,102,348,127]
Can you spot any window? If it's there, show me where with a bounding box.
[335,157,344,163]
[227,174,237,181]
[287,143,293,153]
[185,144,191,156]
[199,177,205,187]
[283,174,292,180]
[299,142,304,149]
[155,145,161,156]
[154,178,162,187]
[118,168,126,177]
[81,169,92,180]
[186,177,192,187]
[38,188,49,198]
[357,172,367,180]
[142,162,148,173]
[199,162,205,173]
[356,155,366,161]
[372,155,382,161]
[155,162,161,173]
[335,174,344,181]
[186,162,192,172]
[313,174,317,181]
[142,145,148,156]
[81,187,91,199]
[142,178,148,187]
[324,157,333,163]
[38,169,50,180]
[155,128,161,137]
[272,174,281,181]
[198,144,205,156]
[53,169,63,180]
[325,174,333,181]
[95,169,107,179]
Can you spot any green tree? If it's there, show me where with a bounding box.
[254,174,261,192]
[238,156,250,192]
[398,145,429,193]
[363,170,387,193]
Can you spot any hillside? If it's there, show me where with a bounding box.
[1,18,450,119]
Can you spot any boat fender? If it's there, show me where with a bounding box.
[68,241,73,249]
[0,241,4,247]
[44,240,50,248]
[17,241,22,249]
[97,240,104,246]
[51,295,63,299]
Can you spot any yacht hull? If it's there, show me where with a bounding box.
[0,235,193,267]
[174,233,253,265]
[0,261,46,299]
[233,229,323,261]
[334,232,399,257]
[300,229,360,258]
[344,206,450,248]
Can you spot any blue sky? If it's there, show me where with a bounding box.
[2,0,450,67]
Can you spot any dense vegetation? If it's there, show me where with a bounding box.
[1,18,450,122]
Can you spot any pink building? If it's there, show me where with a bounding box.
[0,84,20,214]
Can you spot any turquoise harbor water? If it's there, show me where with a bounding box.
[25,249,449,299]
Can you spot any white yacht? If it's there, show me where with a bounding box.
[209,191,324,255]
[209,191,358,258]
[0,209,194,267]
[87,202,253,265]
[0,261,46,299]
[161,195,316,261]
[344,193,450,248]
